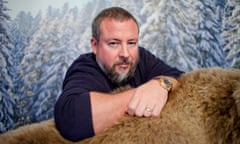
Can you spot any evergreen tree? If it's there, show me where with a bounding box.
[140,0,200,71]
[0,0,15,133]
[222,0,240,68]
[194,0,228,68]
[20,6,64,123]
[77,0,96,53]
[140,0,228,71]
[78,0,109,53]
[9,11,42,128]
[110,0,144,25]
[20,3,84,123]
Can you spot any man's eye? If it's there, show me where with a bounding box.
[128,42,137,47]
[108,42,119,47]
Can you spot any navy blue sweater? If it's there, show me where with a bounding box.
[54,47,183,141]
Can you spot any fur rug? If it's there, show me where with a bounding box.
[0,67,240,144]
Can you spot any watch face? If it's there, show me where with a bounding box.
[163,79,171,87]
[161,78,172,91]
[155,77,173,91]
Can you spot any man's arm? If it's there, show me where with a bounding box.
[55,73,179,142]
[91,76,179,134]
[90,88,135,134]
[54,87,136,141]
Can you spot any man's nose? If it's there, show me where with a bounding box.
[119,45,129,58]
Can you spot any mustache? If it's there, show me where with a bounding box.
[114,58,132,65]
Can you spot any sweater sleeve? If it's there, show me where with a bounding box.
[54,91,93,141]
[54,54,110,142]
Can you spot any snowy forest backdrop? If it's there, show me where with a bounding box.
[1,0,240,133]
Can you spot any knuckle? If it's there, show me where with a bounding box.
[152,111,160,117]
[128,105,135,111]
[127,108,135,116]
[144,113,151,117]
[135,110,143,117]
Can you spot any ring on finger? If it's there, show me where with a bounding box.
[145,107,153,112]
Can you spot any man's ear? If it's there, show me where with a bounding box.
[91,37,97,54]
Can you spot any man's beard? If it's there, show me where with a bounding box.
[97,57,138,86]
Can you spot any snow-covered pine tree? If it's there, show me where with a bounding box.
[9,11,42,128]
[222,0,240,68]
[19,3,86,124]
[140,0,228,71]
[140,0,201,71]
[77,0,98,53]
[194,0,228,68]
[19,5,65,124]
[110,0,144,25]
[0,0,15,133]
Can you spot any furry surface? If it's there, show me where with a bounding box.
[0,67,240,144]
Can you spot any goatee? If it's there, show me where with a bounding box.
[97,57,138,86]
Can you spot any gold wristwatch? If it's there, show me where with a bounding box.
[154,77,172,92]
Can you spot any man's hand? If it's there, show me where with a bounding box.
[126,79,168,117]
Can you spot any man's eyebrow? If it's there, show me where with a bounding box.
[106,38,138,42]
[106,38,120,41]
[128,39,138,41]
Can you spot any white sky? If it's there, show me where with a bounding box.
[7,0,91,18]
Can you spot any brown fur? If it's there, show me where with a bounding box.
[0,67,240,144]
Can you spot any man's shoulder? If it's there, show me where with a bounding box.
[139,46,147,53]
[139,47,154,56]
[73,53,95,64]
[69,52,97,70]
[77,52,94,60]
[138,47,157,62]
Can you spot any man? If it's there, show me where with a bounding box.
[54,7,183,142]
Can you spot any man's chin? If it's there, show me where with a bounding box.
[115,67,130,74]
